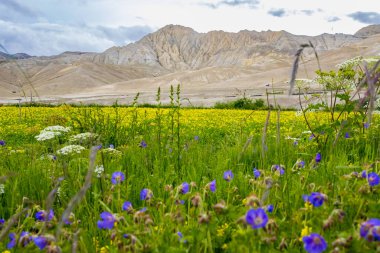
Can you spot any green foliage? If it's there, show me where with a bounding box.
[215,98,266,110]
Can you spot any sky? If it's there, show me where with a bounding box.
[0,0,380,56]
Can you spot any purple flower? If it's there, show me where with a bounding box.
[360,218,380,241]
[111,171,125,185]
[302,233,327,253]
[139,140,147,148]
[245,208,268,229]
[304,192,325,207]
[140,188,153,200]
[122,201,133,212]
[208,180,216,192]
[361,170,367,178]
[293,140,298,146]
[223,170,234,182]
[298,160,305,168]
[194,136,199,141]
[0,218,4,226]
[35,209,54,222]
[273,165,285,175]
[109,144,114,149]
[266,204,274,213]
[97,212,116,229]
[368,172,380,187]
[344,132,350,139]
[309,134,315,140]
[19,231,32,247]
[253,168,261,179]
[0,140,5,146]
[315,153,322,163]
[364,122,370,129]
[177,231,183,239]
[33,236,48,250]
[7,232,16,249]
[180,182,189,194]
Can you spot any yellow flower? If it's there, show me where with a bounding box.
[2,250,11,253]
[222,244,228,250]
[299,226,312,241]
[100,246,109,253]
[304,201,313,211]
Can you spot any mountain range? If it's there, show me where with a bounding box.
[1,24,380,106]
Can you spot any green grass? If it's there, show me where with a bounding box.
[0,106,379,252]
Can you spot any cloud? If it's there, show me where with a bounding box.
[268,8,286,17]
[348,11,380,24]
[97,25,154,45]
[301,10,315,16]
[203,0,260,9]
[0,0,38,22]
[0,0,37,17]
[0,20,154,56]
[327,16,340,22]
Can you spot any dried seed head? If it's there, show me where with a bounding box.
[191,193,202,207]
[198,213,211,224]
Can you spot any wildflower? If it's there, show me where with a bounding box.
[69,132,98,143]
[309,134,315,140]
[364,122,370,129]
[223,170,233,182]
[0,140,5,146]
[253,168,261,179]
[315,153,322,163]
[361,170,367,178]
[35,209,54,221]
[180,182,189,194]
[177,231,183,240]
[367,172,380,186]
[272,165,285,175]
[111,171,125,185]
[94,165,104,178]
[208,180,216,192]
[139,140,147,148]
[7,233,16,249]
[360,218,380,241]
[194,136,199,141]
[298,160,306,168]
[57,145,85,155]
[246,208,268,229]
[344,132,350,139]
[97,212,116,229]
[33,236,48,250]
[35,131,62,141]
[140,188,153,201]
[43,125,71,133]
[302,233,327,253]
[0,218,4,228]
[0,184,4,194]
[303,192,326,207]
[122,201,133,212]
[300,226,312,240]
[109,144,114,149]
[19,231,32,247]
[267,204,274,213]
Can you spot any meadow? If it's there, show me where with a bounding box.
[0,102,379,253]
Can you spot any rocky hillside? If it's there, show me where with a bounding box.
[92,25,361,71]
[0,24,379,105]
[0,52,32,61]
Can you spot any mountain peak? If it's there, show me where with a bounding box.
[354,24,380,38]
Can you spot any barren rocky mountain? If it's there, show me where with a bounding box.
[1,24,380,106]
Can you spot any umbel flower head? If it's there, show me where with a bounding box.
[97,212,116,229]
[223,170,234,182]
[360,218,380,241]
[302,233,327,253]
[111,171,125,185]
[245,208,268,229]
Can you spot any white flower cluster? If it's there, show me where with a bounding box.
[35,125,71,142]
[102,147,122,157]
[35,131,62,141]
[39,154,57,161]
[0,184,4,194]
[57,145,85,156]
[94,165,104,178]
[44,125,71,133]
[69,132,98,143]
[336,56,363,69]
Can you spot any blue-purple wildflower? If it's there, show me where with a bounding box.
[33,236,48,250]
[180,182,190,194]
[315,153,322,163]
[111,171,125,185]
[368,172,380,187]
[245,208,268,229]
[208,180,216,192]
[302,233,327,253]
[253,168,261,179]
[97,212,116,230]
[140,188,153,201]
[139,140,147,148]
[303,192,326,207]
[122,201,133,212]
[7,232,16,249]
[223,170,234,182]
[360,218,380,241]
[35,209,54,222]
